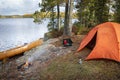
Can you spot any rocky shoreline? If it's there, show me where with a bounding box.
[0,35,84,79]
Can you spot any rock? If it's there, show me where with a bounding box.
[44,32,52,41]
[16,38,59,65]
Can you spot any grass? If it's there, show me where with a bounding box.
[38,48,120,80]
[0,34,120,80]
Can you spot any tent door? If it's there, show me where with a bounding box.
[86,32,97,49]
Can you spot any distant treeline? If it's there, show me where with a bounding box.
[0,14,33,18]
[0,12,77,19]
[33,12,77,19]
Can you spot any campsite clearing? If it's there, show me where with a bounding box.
[0,35,120,80]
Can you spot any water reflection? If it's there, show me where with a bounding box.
[0,18,48,51]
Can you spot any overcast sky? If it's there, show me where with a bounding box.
[0,0,41,15]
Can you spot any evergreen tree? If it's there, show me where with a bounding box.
[76,0,110,27]
[76,0,95,27]
[34,0,74,36]
[113,0,120,23]
[94,0,110,24]
[34,0,62,31]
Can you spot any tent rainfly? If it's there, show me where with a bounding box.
[77,22,120,62]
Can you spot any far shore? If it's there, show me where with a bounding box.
[0,14,33,18]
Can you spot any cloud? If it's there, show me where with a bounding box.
[0,0,40,15]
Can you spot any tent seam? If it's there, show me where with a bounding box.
[109,22,120,61]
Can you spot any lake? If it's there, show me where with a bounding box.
[0,18,49,51]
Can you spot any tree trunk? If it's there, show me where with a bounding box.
[63,0,69,35]
[68,0,74,35]
[63,0,73,36]
[57,3,60,31]
[52,7,55,29]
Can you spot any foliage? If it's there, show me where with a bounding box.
[33,0,75,36]
[73,22,90,35]
[44,27,63,40]
[94,0,110,24]
[0,14,33,18]
[34,0,64,31]
[76,0,120,25]
[22,14,33,18]
[76,0,110,27]
[33,12,77,19]
[33,11,50,23]
[113,0,120,23]
[33,0,120,36]
[76,0,96,27]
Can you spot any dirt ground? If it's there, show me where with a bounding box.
[0,35,84,80]
[0,35,120,80]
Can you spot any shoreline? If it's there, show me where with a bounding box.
[0,39,43,60]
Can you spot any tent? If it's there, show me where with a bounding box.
[77,22,120,62]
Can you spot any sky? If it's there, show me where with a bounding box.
[0,0,41,15]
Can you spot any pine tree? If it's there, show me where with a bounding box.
[113,0,120,23]
[34,0,62,31]
[94,0,110,24]
[76,0,96,27]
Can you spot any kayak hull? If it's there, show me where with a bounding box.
[0,39,43,60]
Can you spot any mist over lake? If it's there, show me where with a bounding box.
[0,18,48,51]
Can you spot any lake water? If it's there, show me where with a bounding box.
[0,18,49,51]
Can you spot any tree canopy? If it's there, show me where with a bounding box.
[33,0,120,36]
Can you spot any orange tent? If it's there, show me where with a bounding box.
[77,22,120,62]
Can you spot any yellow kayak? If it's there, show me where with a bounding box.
[0,39,43,60]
